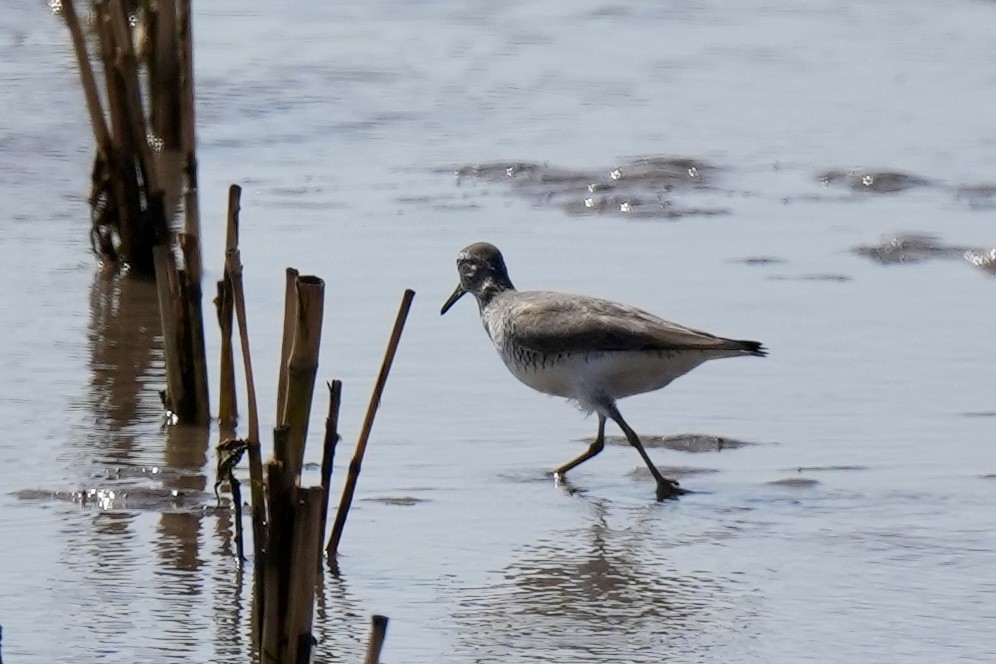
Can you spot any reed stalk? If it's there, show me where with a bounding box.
[281,276,325,480]
[262,452,293,664]
[179,233,210,425]
[276,268,300,424]
[153,245,184,416]
[215,186,241,429]
[224,187,267,641]
[364,615,390,664]
[285,487,323,664]
[318,380,343,567]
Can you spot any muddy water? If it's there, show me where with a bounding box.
[3,1,996,662]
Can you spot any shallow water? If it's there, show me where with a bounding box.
[2,1,996,662]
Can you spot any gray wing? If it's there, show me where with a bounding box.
[508,291,766,356]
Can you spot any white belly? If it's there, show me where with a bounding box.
[499,348,715,409]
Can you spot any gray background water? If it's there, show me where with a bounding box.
[2,0,996,662]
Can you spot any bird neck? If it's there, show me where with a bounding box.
[474,276,514,310]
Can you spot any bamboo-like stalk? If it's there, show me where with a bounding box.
[149,0,181,150]
[178,0,197,169]
[285,487,322,664]
[327,289,415,558]
[364,615,390,664]
[262,452,293,664]
[281,275,325,480]
[180,233,210,425]
[176,0,202,284]
[275,268,300,424]
[153,245,184,416]
[318,380,343,567]
[93,3,140,262]
[107,0,160,194]
[216,186,243,430]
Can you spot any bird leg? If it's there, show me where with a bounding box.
[602,402,685,500]
[553,413,606,479]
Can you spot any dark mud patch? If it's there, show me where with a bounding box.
[766,272,852,282]
[603,433,757,453]
[627,466,719,479]
[767,477,820,488]
[955,183,996,210]
[728,256,788,266]
[788,465,868,472]
[818,168,932,194]
[852,233,978,265]
[360,496,426,507]
[452,156,730,220]
[959,410,996,418]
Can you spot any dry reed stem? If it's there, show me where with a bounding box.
[286,487,323,664]
[153,246,183,415]
[318,380,343,567]
[224,186,267,639]
[282,275,325,479]
[262,455,293,664]
[215,278,237,430]
[364,615,390,664]
[180,233,210,424]
[276,268,300,425]
[150,0,181,150]
[216,184,241,428]
[107,0,161,193]
[327,289,415,558]
[61,0,111,150]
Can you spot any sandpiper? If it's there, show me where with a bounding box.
[441,242,767,500]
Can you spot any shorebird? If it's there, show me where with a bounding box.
[441,242,767,500]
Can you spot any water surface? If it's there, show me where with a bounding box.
[2,1,995,662]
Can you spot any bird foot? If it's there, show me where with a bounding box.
[655,477,687,501]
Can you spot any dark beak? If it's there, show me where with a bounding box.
[440,284,467,315]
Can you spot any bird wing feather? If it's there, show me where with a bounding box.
[508,292,752,354]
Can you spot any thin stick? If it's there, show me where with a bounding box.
[364,615,390,664]
[327,289,415,558]
[61,0,111,151]
[318,380,343,566]
[228,253,264,540]
[224,186,266,640]
[276,267,299,423]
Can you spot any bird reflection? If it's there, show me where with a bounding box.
[450,499,752,662]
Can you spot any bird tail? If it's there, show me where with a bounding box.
[733,339,767,357]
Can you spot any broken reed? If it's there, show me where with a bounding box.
[61,0,210,425]
[214,189,413,660]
